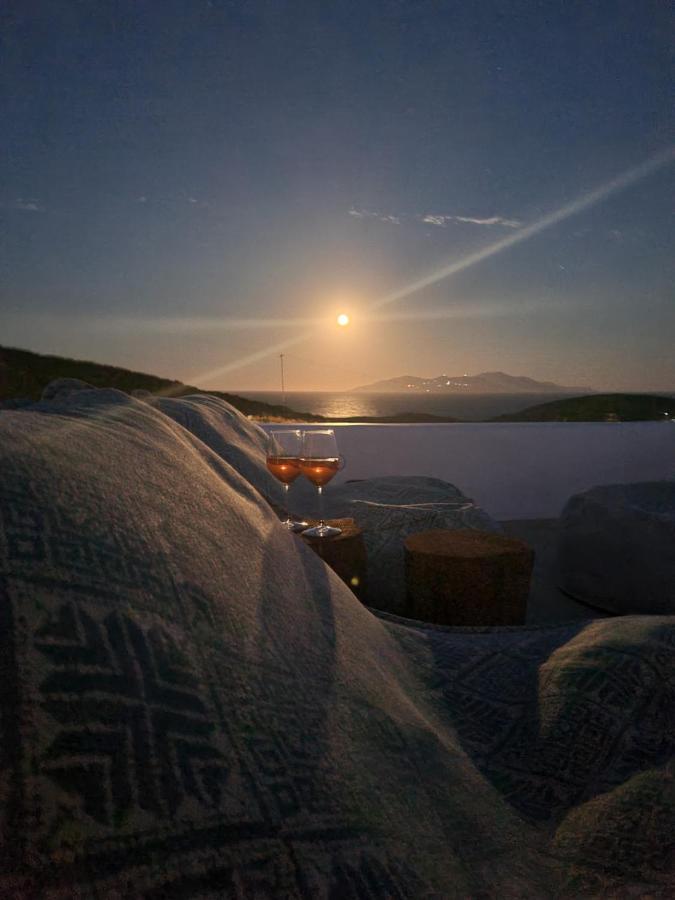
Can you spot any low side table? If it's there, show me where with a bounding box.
[403,529,533,626]
[300,518,367,602]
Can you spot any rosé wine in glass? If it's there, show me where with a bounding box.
[300,457,340,487]
[266,456,302,485]
[300,430,343,538]
[266,430,309,531]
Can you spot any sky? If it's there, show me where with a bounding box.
[1,0,674,392]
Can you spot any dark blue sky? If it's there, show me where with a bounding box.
[2,0,673,390]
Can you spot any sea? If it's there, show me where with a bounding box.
[239,391,586,420]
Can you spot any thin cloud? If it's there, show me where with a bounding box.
[454,215,522,228]
[421,215,451,227]
[135,194,206,207]
[422,213,522,228]
[351,208,521,229]
[348,207,401,224]
[12,198,44,212]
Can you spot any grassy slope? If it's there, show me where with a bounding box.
[0,345,322,420]
[0,346,461,422]
[2,346,671,423]
[492,393,675,422]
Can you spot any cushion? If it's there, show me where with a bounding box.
[558,482,675,614]
[0,390,674,896]
[40,377,94,402]
[145,393,284,511]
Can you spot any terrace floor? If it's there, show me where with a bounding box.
[500,518,611,626]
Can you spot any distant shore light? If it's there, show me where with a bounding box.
[337,313,350,327]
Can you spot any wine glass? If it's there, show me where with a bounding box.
[266,430,309,531]
[300,429,343,538]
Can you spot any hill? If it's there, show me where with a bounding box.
[2,347,671,424]
[0,345,323,420]
[492,393,675,422]
[353,371,593,394]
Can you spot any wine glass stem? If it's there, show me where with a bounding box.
[283,483,290,521]
[317,485,324,528]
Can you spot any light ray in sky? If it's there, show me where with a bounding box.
[105,316,324,334]
[9,146,667,389]
[181,331,314,389]
[186,146,674,382]
[45,300,554,338]
[180,301,553,386]
[0,313,327,336]
[371,145,675,311]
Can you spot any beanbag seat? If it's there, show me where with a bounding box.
[558,481,675,614]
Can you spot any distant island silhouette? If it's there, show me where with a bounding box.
[353,372,594,394]
[2,346,673,422]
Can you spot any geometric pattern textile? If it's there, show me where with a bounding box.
[0,387,673,897]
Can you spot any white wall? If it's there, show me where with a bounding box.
[263,422,675,520]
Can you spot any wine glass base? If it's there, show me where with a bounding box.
[282,518,310,532]
[302,524,342,539]
[290,519,310,532]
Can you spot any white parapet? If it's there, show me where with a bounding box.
[263,421,675,520]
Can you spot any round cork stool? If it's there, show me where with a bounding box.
[403,529,533,626]
[300,518,368,602]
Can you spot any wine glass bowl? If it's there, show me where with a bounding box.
[300,429,343,538]
[266,456,301,485]
[301,458,340,488]
[266,430,309,531]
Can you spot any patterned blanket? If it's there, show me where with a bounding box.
[0,386,673,897]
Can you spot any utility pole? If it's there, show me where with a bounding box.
[279,353,286,408]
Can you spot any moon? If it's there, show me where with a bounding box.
[337,313,350,327]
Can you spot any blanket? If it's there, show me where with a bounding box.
[0,387,672,897]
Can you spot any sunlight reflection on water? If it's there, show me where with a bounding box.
[311,395,380,418]
[240,392,584,420]
[242,392,384,418]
